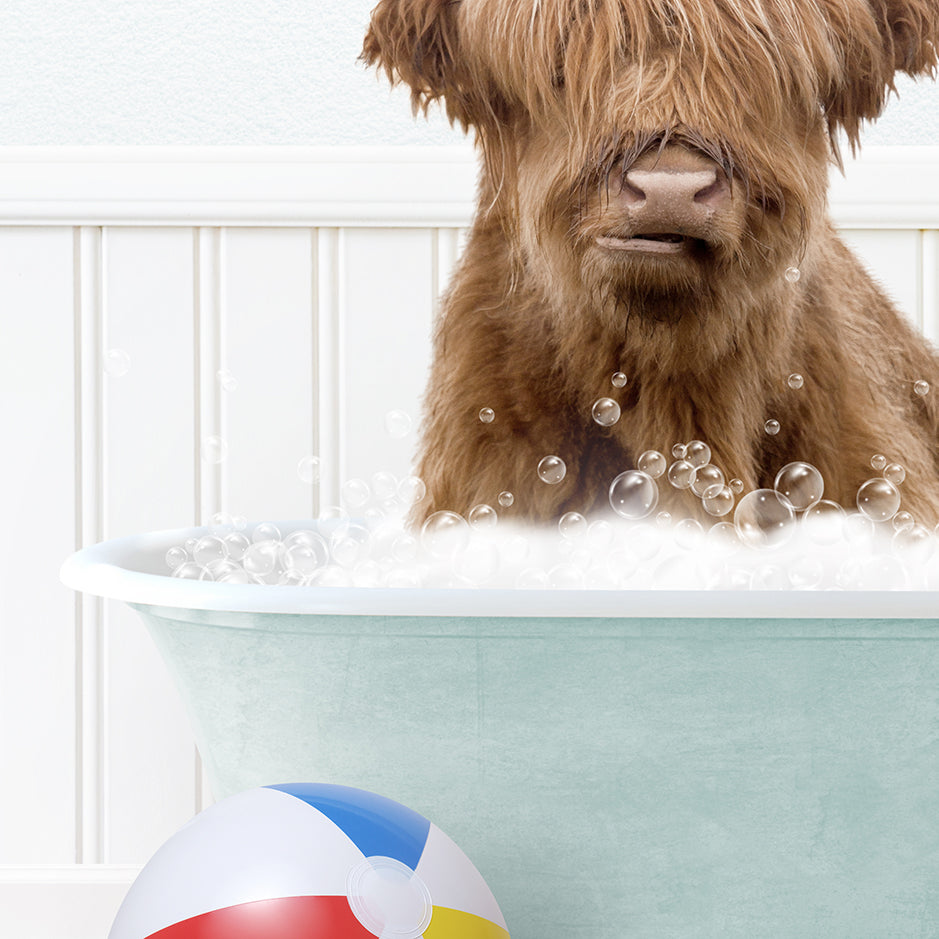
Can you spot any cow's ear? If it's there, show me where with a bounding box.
[362,0,492,130]
[820,0,938,149]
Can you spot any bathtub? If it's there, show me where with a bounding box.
[62,522,939,938]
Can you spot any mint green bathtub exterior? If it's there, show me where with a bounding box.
[63,528,939,938]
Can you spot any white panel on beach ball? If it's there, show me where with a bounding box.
[109,783,510,939]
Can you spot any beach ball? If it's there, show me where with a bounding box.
[109,782,510,939]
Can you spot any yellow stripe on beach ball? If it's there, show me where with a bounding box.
[424,906,511,939]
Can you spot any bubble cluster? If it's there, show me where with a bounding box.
[162,440,939,592]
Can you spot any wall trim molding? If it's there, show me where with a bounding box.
[0,145,935,227]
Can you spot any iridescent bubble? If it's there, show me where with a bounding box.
[592,397,621,427]
[609,470,659,519]
[685,440,711,468]
[871,454,887,471]
[787,373,804,390]
[537,455,567,485]
[883,462,906,485]
[384,409,412,438]
[341,478,371,509]
[729,478,745,494]
[297,455,321,485]
[914,380,930,397]
[468,503,498,529]
[856,477,901,522]
[103,348,131,377]
[702,484,735,517]
[785,266,801,283]
[764,419,780,436]
[553,512,584,544]
[498,491,515,508]
[637,450,667,478]
[773,461,824,512]
[201,435,228,464]
[421,511,470,558]
[611,371,628,388]
[691,463,724,497]
[667,459,696,490]
[217,368,238,392]
[479,407,495,423]
[734,489,796,548]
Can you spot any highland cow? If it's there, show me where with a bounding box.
[363,0,939,527]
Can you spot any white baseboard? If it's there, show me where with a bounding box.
[0,145,934,227]
[0,867,136,939]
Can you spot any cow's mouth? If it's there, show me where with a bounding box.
[595,233,695,255]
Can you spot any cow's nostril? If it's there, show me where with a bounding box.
[694,174,730,207]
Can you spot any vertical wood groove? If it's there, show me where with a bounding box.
[316,228,343,508]
[923,230,939,345]
[76,225,106,864]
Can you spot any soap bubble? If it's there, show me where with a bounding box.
[788,556,825,590]
[498,491,515,508]
[674,518,704,550]
[802,499,845,544]
[242,541,281,576]
[729,478,745,494]
[773,462,824,512]
[785,266,801,283]
[398,475,427,505]
[592,397,621,426]
[685,440,711,468]
[549,563,585,589]
[384,409,412,438]
[586,519,615,551]
[892,511,915,533]
[297,455,321,485]
[283,533,329,574]
[637,450,666,478]
[165,546,189,571]
[764,419,780,436]
[104,348,131,377]
[702,484,735,517]
[171,561,204,580]
[787,373,804,390]
[468,503,498,529]
[667,460,696,490]
[914,380,930,397]
[559,511,588,541]
[479,407,495,423]
[611,371,628,387]
[871,454,887,471]
[370,471,398,501]
[609,470,659,519]
[856,478,901,522]
[331,524,372,568]
[217,368,238,392]
[537,455,567,485]
[201,435,228,464]
[750,565,789,590]
[341,478,371,510]
[893,524,934,564]
[223,531,250,561]
[252,521,281,543]
[671,443,687,459]
[193,535,227,567]
[883,462,906,485]
[691,463,723,497]
[421,511,470,559]
[734,489,795,548]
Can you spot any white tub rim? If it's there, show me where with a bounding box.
[58,522,939,619]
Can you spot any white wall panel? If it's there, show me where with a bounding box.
[0,227,77,864]
[221,228,317,522]
[342,228,436,488]
[839,229,921,329]
[100,228,199,864]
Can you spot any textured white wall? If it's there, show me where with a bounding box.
[0,0,934,146]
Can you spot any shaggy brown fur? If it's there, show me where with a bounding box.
[363,0,939,526]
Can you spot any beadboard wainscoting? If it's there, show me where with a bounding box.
[1,146,938,938]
